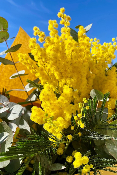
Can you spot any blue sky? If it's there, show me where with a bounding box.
[0,0,117,67]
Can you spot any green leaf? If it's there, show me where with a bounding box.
[0,94,9,105]
[10,74,28,79]
[49,163,66,171]
[7,37,15,40]
[5,44,22,53]
[75,25,82,29]
[0,158,10,168]
[10,70,26,79]
[94,140,112,159]
[0,121,13,153]
[25,78,39,92]
[0,132,9,144]
[0,57,14,65]
[25,89,38,102]
[84,23,92,33]
[0,50,7,56]
[28,53,35,61]
[0,17,8,31]
[7,104,24,120]
[19,119,31,134]
[70,28,78,42]
[0,31,9,43]
[90,89,104,100]
[105,139,117,160]
[4,159,21,173]
[6,89,26,93]
[17,100,36,105]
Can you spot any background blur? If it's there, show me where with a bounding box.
[0,0,117,67]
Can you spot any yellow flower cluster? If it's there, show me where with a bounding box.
[72,151,93,174]
[66,156,73,163]
[57,142,65,155]
[33,26,45,43]
[18,7,117,139]
[67,134,72,141]
[82,164,93,174]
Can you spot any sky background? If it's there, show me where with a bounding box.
[0,0,117,67]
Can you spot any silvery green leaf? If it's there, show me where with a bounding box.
[7,104,24,120]
[84,23,92,33]
[7,37,15,40]
[0,50,7,56]
[0,132,9,144]
[105,140,117,160]
[96,107,108,122]
[10,70,25,79]
[8,122,18,133]
[19,118,30,133]
[25,83,34,92]
[0,121,13,152]
[49,163,66,171]
[0,106,9,113]
[25,78,39,91]
[26,89,38,101]
[0,94,9,104]
[0,158,10,168]
[90,89,104,100]
[6,89,26,92]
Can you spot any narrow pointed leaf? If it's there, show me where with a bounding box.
[5,44,22,53]
[17,100,36,105]
[7,37,15,40]
[84,23,92,33]
[0,132,9,144]
[10,70,25,79]
[0,50,7,56]
[0,17,8,31]
[75,25,82,29]
[10,73,28,79]
[70,28,78,42]
[28,53,35,61]
[0,31,9,43]
[25,78,39,92]
[0,57,14,65]
[6,89,26,93]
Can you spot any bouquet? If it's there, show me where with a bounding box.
[0,7,117,175]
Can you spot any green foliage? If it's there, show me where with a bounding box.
[70,28,78,42]
[71,23,92,42]
[0,57,14,65]
[90,89,104,101]
[75,25,82,29]
[0,17,8,31]
[28,53,37,62]
[84,23,92,33]
[0,31,9,43]
[5,44,22,53]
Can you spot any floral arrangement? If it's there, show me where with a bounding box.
[0,7,117,175]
